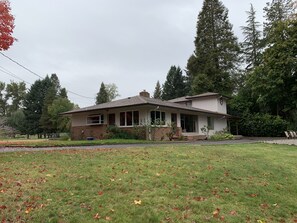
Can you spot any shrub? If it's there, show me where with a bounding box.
[106,125,141,139]
[237,113,288,137]
[210,129,234,141]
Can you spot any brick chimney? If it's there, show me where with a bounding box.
[139,90,150,98]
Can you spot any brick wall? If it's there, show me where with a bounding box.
[71,125,107,140]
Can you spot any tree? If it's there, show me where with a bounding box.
[263,0,296,42]
[162,66,187,100]
[105,83,120,102]
[40,74,62,134]
[186,0,240,96]
[48,97,74,133]
[6,109,26,134]
[23,77,53,137]
[5,81,26,115]
[96,82,109,104]
[0,81,7,116]
[153,81,162,99]
[0,0,15,51]
[247,19,297,116]
[241,4,263,70]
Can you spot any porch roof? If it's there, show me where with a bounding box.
[63,95,233,118]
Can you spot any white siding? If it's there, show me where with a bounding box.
[198,116,227,136]
[191,97,227,113]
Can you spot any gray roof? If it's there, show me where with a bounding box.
[63,95,232,118]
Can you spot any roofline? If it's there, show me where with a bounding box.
[62,101,236,119]
[186,94,231,100]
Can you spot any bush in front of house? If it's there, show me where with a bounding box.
[105,125,146,140]
[238,113,288,137]
[210,131,234,141]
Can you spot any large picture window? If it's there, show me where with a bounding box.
[151,111,166,125]
[120,111,139,126]
[87,114,104,125]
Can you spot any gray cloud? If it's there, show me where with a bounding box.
[1,0,267,107]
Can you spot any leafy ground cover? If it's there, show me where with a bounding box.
[0,139,151,147]
[0,143,296,222]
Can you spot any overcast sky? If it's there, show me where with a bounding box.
[1,0,268,107]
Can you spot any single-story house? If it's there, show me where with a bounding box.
[63,90,234,140]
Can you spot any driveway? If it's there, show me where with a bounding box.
[0,138,273,153]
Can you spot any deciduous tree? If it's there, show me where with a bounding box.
[0,0,15,51]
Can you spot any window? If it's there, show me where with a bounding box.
[171,113,177,125]
[120,111,139,126]
[87,114,104,125]
[207,117,214,130]
[151,111,166,125]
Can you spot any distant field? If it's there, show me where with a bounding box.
[0,143,296,222]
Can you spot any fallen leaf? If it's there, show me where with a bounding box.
[0,205,7,209]
[249,194,257,197]
[220,215,225,221]
[213,208,220,218]
[98,191,104,196]
[156,173,161,176]
[260,203,269,209]
[193,196,206,201]
[224,188,230,193]
[105,216,112,221]
[134,199,142,205]
[229,210,237,216]
[257,220,265,223]
[93,213,100,219]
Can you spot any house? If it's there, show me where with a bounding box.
[63,90,233,140]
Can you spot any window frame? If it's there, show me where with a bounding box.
[207,116,214,130]
[86,114,104,125]
[119,111,140,127]
[151,111,166,125]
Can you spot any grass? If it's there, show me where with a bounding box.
[0,138,152,147]
[0,143,297,222]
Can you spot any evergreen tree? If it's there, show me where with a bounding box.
[59,88,68,99]
[153,81,162,99]
[186,0,240,96]
[23,77,52,137]
[241,4,263,70]
[263,0,296,43]
[162,66,187,100]
[96,82,109,104]
[247,19,297,116]
[40,74,61,134]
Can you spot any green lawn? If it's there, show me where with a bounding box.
[0,138,151,147]
[0,143,296,222]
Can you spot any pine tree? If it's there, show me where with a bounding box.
[263,0,296,42]
[23,78,52,137]
[96,82,109,104]
[162,66,187,100]
[153,81,162,99]
[186,0,240,96]
[241,4,262,70]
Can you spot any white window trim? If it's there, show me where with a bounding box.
[119,111,139,127]
[86,114,104,125]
